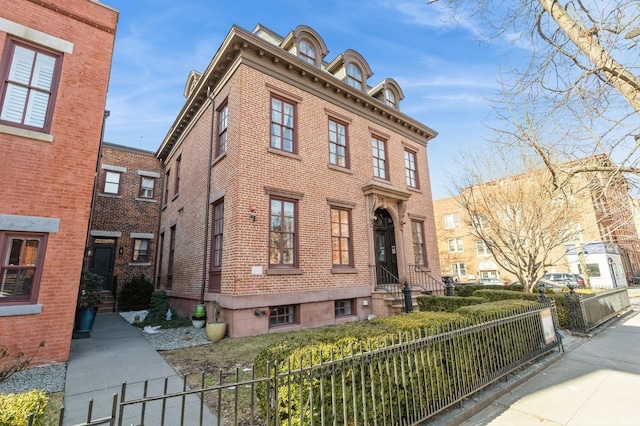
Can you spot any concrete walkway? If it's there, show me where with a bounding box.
[454,288,640,426]
[63,313,218,425]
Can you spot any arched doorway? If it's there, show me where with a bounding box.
[373,209,398,280]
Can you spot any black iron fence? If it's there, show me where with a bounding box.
[565,287,631,333]
[53,302,560,425]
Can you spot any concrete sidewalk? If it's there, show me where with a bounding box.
[63,313,217,425]
[455,289,640,426]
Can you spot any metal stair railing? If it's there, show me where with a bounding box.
[372,264,403,303]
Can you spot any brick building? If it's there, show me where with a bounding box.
[85,142,163,310]
[156,24,443,338]
[0,0,118,364]
[433,154,640,288]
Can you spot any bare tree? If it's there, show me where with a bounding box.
[432,0,640,181]
[454,149,582,292]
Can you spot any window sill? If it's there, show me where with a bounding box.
[98,193,122,199]
[135,197,158,203]
[266,268,304,275]
[267,146,301,160]
[128,262,152,266]
[172,194,179,201]
[372,176,390,184]
[0,124,53,143]
[331,267,358,274]
[328,163,353,174]
[407,186,422,194]
[0,304,43,317]
[212,152,226,166]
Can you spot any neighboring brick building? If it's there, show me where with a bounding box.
[433,154,640,288]
[85,142,163,310]
[156,24,443,338]
[0,0,118,365]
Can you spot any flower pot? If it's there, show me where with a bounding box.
[74,307,99,333]
[192,319,206,329]
[205,322,226,342]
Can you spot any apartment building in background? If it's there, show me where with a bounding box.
[0,0,118,365]
[433,154,640,288]
[156,24,444,338]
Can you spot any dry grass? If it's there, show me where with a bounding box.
[43,392,64,425]
[160,331,299,424]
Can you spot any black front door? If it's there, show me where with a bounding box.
[91,244,115,291]
[373,209,398,279]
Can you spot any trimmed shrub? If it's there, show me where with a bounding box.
[456,299,539,317]
[139,291,191,329]
[118,275,154,311]
[254,311,467,422]
[471,289,539,302]
[417,295,487,312]
[0,389,48,426]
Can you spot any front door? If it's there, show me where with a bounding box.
[373,209,398,279]
[91,242,115,291]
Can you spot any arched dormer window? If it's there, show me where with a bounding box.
[369,78,404,110]
[326,49,372,92]
[298,40,315,65]
[280,26,328,68]
[346,63,363,90]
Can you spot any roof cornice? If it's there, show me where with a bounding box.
[157,25,438,161]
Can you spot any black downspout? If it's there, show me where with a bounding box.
[201,92,215,304]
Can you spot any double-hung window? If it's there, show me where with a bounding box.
[328,119,348,168]
[476,241,490,256]
[270,96,296,153]
[132,239,149,262]
[451,262,467,277]
[217,102,228,156]
[331,207,352,267]
[444,213,460,229]
[0,233,46,304]
[139,176,155,199]
[103,171,121,195]
[448,237,463,253]
[411,220,427,266]
[371,136,387,180]
[404,150,419,189]
[174,155,181,198]
[269,198,297,268]
[0,38,62,133]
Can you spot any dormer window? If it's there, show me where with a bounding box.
[298,40,315,65]
[346,64,362,90]
[384,89,396,108]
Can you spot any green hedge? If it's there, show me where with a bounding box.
[471,289,539,302]
[456,299,539,317]
[254,311,467,422]
[0,390,48,426]
[417,295,487,312]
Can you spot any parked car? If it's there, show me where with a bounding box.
[542,273,584,288]
[536,278,566,290]
[478,277,507,286]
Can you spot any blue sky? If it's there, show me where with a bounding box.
[102,0,525,199]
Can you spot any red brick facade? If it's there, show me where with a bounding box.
[86,143,163,307]
[156,25,442,338]
[0,0,117,365]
